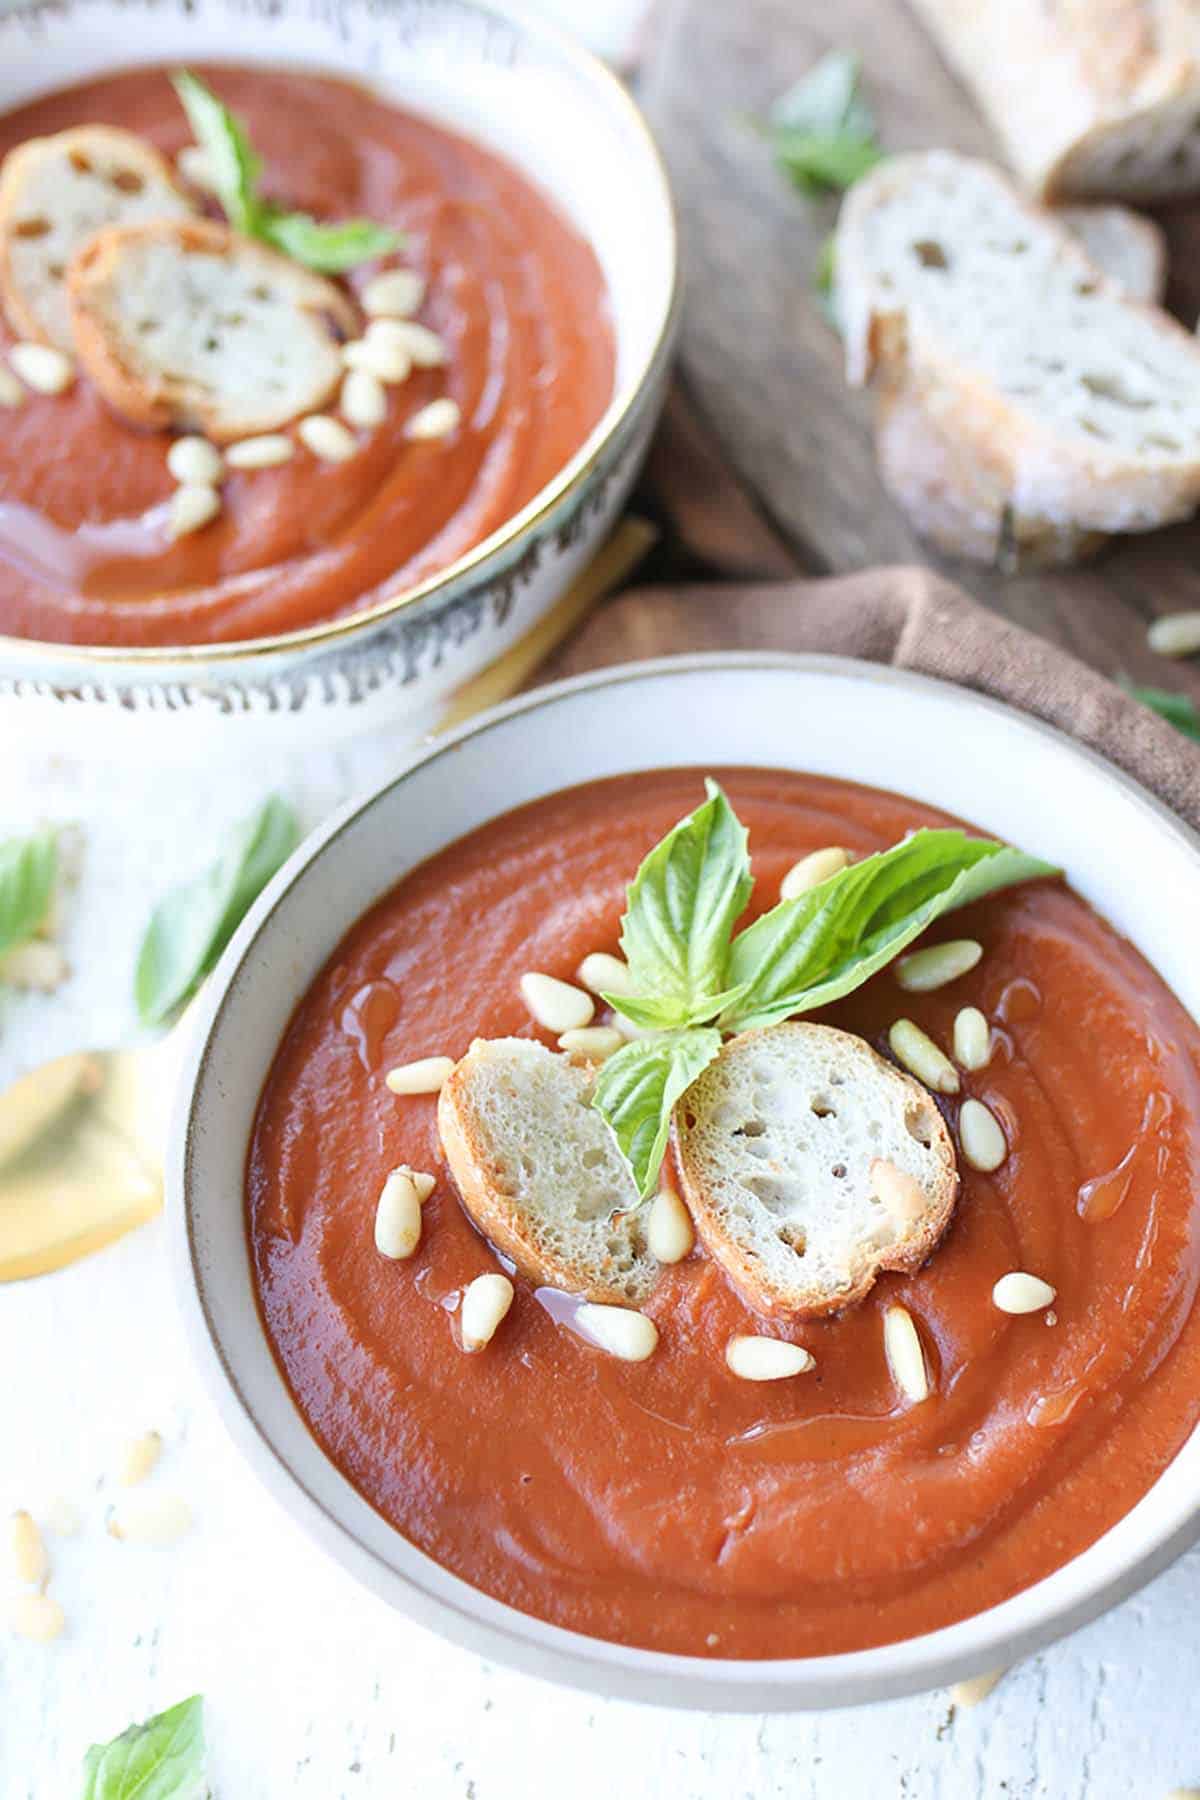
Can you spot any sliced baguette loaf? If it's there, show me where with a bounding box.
[68,218,357,441]
[438,1037,658,1306]
[1057,205,1166,304]
[837,152,1200,567]
[0,126,195,352]
[674,1022,958,1318]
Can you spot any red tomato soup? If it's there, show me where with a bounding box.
[0,66,614,647]
[247,770,1200,1658]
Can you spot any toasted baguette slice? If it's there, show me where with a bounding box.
[837,152,1200,568]
[674,1023,958,1318]
[1057,205,1166,305]
[438,1038,658,1306]
[0,126,195,352]
[68,218,357,441]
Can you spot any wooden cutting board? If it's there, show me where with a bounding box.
[642,0,1200,690]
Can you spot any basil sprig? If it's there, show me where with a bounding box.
[767,51,883,196]
[0,829,57,960]
[135,793,299,1026]
[81,1694,207,1800]
[172,72,402,272]
[591,784,1056,1196]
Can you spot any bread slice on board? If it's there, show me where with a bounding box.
[910,0,1200,202]
[0,126,195,353]
[438,1038,658,1306]
[68,217,357,441]
[836,152,1200,567]
[1057,205,1166,304]
[674,1023,958,1318]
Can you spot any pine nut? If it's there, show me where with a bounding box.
[951,1669,1006,1708]
[168,483,221,539]
[298,414,358,462]
[889,1020,960,1094]
[10,341,74,395]
[406,398,461,441]
[953,1006,991,1071]
[363,268,427,318]
[343,334,412,383]
[520,972,594,1034]
[9,1590,65,1642]
[960,1098,1007,1172]
[0,367,24,407]
[780,846,850,900]
[393,1165,436,1203]
[576,951,633,996]
[460,1272,514,1351]
[226,433,294,470]
[1148,611,1200,658]
[883,1304,930,1404]
[166,436,223,485]
[108,1493,192,1547]
[10,1510,47,1586]
[559,1026,625,1061]
[43,1498,80,1538]
[374,1169,423,1259]
[576,1303,658,1362]
[119,1430,162,1488]
[725,1335,815,1381]
[992,1271,1056,1314]
[895,939,982,993]
[870,1157,926,1223]
[177,144,217,192]
[385,1056,454,1095]
[376,319,448,367]
[340,368,387,429]
[0,941,69,990]
[648,1186,695,1263]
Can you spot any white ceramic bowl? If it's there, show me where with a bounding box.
[0,0,677,738]
[173,655,1200,1708]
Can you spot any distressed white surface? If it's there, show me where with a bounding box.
[2,721,1200,1800]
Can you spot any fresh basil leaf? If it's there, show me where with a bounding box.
[0,829,57,959]
[262,210,403,273]
[135,794,299,1026]
[1124,682,1200,742]
[768,50,881,194]
[172,71,262,234]
[721,829,1057,1033]
[813,233,840,330]
[592,1028,722,1199]
[81,1693,207,1800]
[773,130,882,195]
[614,780,753,1029]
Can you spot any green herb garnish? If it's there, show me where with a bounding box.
[1124,682,1200,742]
[766,51,883,196]
[135,793,299,1026]
[172,71,402,272]
[591,785,1057,1196]
[81,1694,207,1800]
[0,829,57,960]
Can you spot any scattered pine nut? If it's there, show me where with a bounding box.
[119,1429,163,1488]
[520,972,594,1035]
[726,1335,815,1381]
[895,939,982,993]
[167,436,223,486]
[385,1056,455,1096]
[340,368,387,429]
[377,319,448,367]
[870,1157,926,1224]
[108,1492,192,1547]
[298,414,357,463]
[406,397,461,441]
[226,433,294,470]
[9,1590,65,1642]
[0,366,24,408]
[374,1168,423,1260]
[992,1271,1056,1314]
[343,334,412,383]
[10,1510,47,1586]
[951,1668,1006,1708]
[0,941,69,991]
[883,1304,930,1404]
[780,845,850,900]
[1148,612,1200,658]
[648,1186,695,1263]
[10,341,74,395]
[953,1007,991,1071]
[576,1303,658,1362]
[168,482,221,540]
[363,268,426,318]
[576,951,634,997]
[393,1164,436,1204]
[888,1019,960,1094]
[460,1272,514,1351]
[42,1498,80,1538]
[959,1098,1007,1172]
[558,1026,624,1061]
[177,144,217,191]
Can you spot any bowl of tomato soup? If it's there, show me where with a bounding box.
[0,0,675,733]
[173,657,1200,1707]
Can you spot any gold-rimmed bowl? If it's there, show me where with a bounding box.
[0,0,678,738]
